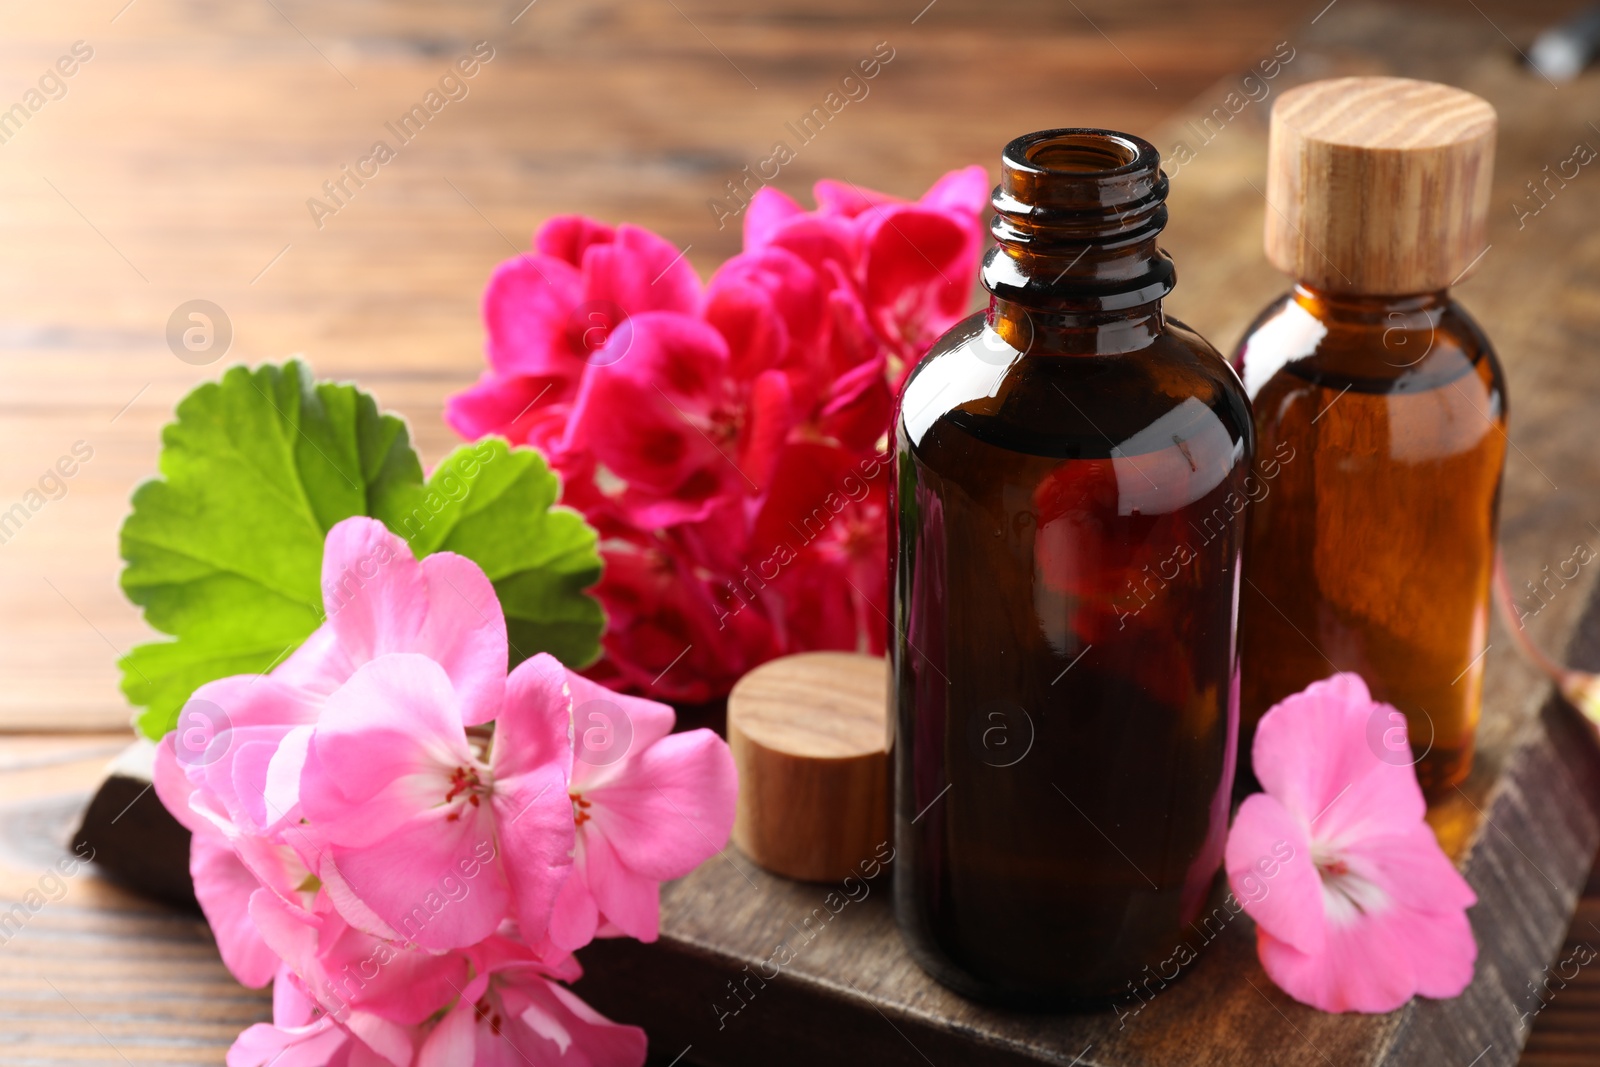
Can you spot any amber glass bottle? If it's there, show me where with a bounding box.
[890,129,1253,1006]
[1234,78,1506,799]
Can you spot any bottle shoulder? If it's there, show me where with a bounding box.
[1232,290,1506,406]
[899,310,1254,463]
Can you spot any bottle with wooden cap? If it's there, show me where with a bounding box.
[892,129,1252,1005]
[1234,77,1507,799]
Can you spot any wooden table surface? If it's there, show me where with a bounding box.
[2,0,1599,1063]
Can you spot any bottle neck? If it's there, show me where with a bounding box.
[981,129,1174,353]
[1290,283,1451,324]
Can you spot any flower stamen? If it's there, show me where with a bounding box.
[443,765,489,821]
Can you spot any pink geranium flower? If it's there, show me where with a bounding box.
[498,661,739,950]
[290,649,574,952]
[226,967,399,1067]
[155,513,733,1067]
[275,516,510,726]
[418,940,646,1067]
[1226,673,1478,1013]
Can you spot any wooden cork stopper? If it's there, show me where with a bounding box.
[1264,76,1496,295]
[728,652,889,883]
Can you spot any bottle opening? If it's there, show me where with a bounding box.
[1022,132,1142,175]
[986,127,1174,313]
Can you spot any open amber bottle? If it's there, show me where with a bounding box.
[1233,78,1507,799]
[890,129,1253,1006]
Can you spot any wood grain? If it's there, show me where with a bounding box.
[728,652,889,882]
[0,0,1314,734]
[0,0,1594,1064]
[1265,76,1497,293]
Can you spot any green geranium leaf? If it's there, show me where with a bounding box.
[120,360,604,740]
[372,439,604,670]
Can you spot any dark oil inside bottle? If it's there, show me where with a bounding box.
[1234,287,1507,798]
[891,130,1253,1007]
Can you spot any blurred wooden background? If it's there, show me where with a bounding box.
[2,0,1600,1063]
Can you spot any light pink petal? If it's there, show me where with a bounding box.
[1257,907,1419,1014]
[273,625,353,696]
[227,739,286,833]
[515,974,648,1067]
[494,762,577,942]
[188,672,325,731]
[262,725,313,831]
[1396,904,1477,999]
[582,830,661,942]
[417,551,508,725]
[192,723,309,834]
[417,1004,477,1067]
[1224,793,1324,956]
[320,518,428,664]
[1342,825,1477,914]
[152,737,213,837]
[247,890,323,998]
[231,832,310,906]
[587,729,736,881]
[1252,672,1426,832]
[307,654,470,807]
[315,921,472,1027]
[317,856,401,942]
[329,803,511,951]
[191,837,277,988]
[548,846,601,952]
[565,672,676,782]
[226,1019,347,1067]
[1315,760,1432,861]
[494,653,573,780]
[273,966,316,1027]
[344,1013,414,1067]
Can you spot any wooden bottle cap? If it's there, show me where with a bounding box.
[1264,76,1496,295]
[728,652,889,883]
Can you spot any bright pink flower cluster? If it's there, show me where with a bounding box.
[155,517,738,1066]
[446,169,990,702]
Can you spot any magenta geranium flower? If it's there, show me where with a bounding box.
[444,169,989,703]
[1226,673,1478,1013]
